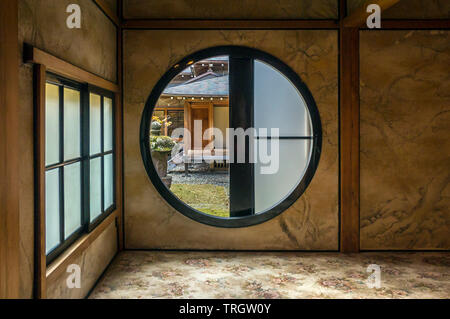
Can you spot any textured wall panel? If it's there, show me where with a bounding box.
[18,0,118,298]
[123,30,339,250]
[360,30,450,250]
[46,222,118,299]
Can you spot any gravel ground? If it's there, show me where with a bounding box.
[170,171,229,188]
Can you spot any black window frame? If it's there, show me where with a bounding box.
[45,74,116,264]
[140,46,322,228]
[87,85,117,232]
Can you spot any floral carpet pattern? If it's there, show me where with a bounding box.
[89,251,450,299]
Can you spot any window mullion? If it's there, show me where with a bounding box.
[59,85,65,242]
[81,85,91,230]
[101,96,105,214]
[229,57,255,217]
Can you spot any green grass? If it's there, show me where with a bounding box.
[171,183,229,218]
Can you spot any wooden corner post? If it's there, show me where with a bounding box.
[340,25,360,253]
[0,0,20,298]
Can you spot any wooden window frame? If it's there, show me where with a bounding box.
[25,45,122,299]
[140,46,322,227]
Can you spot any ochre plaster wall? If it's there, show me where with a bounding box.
[46,222,118,299]
[18,0,117,298]
[123,30,339,250]
[360,30,450,250]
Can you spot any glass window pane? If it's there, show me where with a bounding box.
[90,93,102,155]
[64,162,81,238]
[104,154,114,209]
[254,60,312,137]
[104,97,113,152]
[45,169,60,254]
[90,157,102,221]
[45,83,60,166]
[254,139,312,214]
[64,88,81,161]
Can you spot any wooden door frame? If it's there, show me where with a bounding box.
[184,101,214,151]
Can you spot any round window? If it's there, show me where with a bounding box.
[140,46,321,227]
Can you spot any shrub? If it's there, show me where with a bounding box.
[150,135,176,152]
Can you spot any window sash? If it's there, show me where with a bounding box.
[45,75,116,264]
[141,47,322,228]
[87,86,116,231]
[228,57,317,217]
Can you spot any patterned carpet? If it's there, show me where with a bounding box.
[89,251,450,299]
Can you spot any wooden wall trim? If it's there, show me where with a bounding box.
[343,0,401,27]
[115,92,124,251]
[121,18,450,31]
[364,19,450,29]
[340,26,360,253]
[34,64,47,299]
[117,0,124,251]
[0,0,20,299]
[122,19,339,30]
[24,45,119,93]
[93,0,120,26]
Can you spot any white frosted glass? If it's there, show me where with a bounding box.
[104,97,113,152]
[45,169,60,254]
[45,83,60,166]
[90,157,102,221]
[64,163,81,238]
[254,60,312,137]
[254,139,312,214]
[90,94,102,155]
[104,154,114,209]
[64,88,81,161]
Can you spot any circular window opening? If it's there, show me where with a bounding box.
[140,46,321,228]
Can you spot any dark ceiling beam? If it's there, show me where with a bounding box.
[363,19,450,29]
[122,19,339,30]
